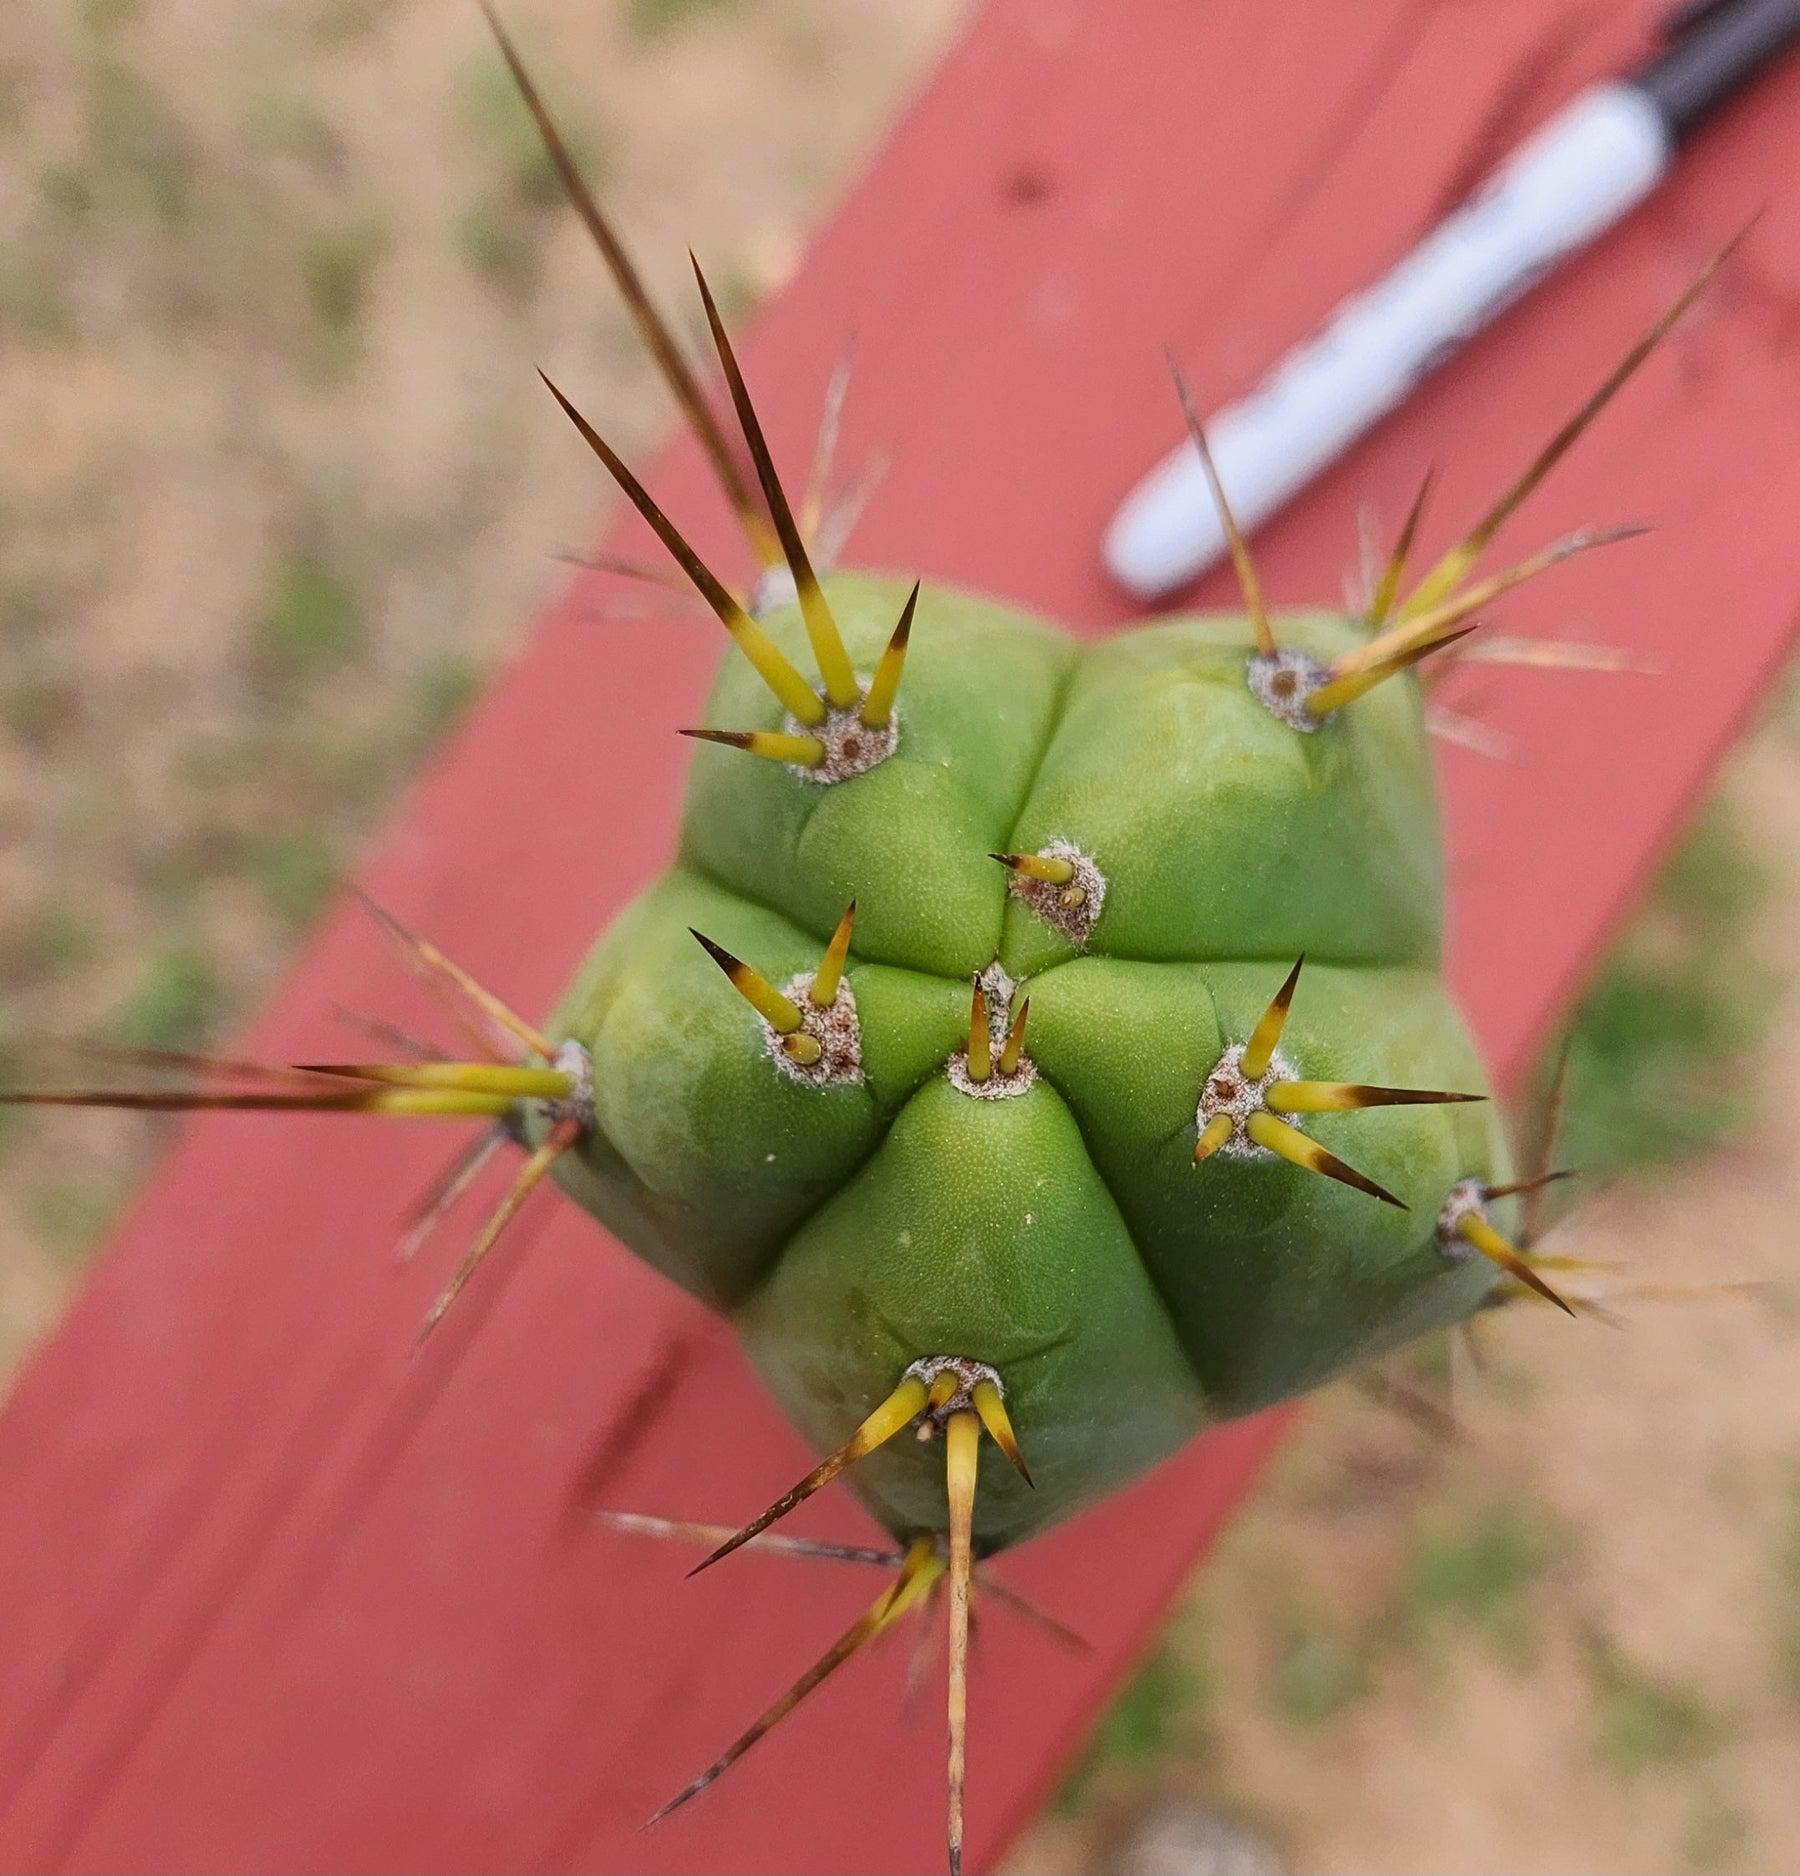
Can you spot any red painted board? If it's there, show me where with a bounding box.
[3,0,1800,1871]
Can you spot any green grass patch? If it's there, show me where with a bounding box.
[252,551,366,688]
[299,216,390,377]
[1393,1504,1557,1664]
[1778,1470,1800,1705]
[108,943,224,1052]
[86,56,196,230]
[454,199,542,299]
[309,0,401,48]
[1057,1636,1212,1808]
[628,0,740,39]
[1268,1626,1368,1729]
[79,0,147,34]
[26,1175,128,1260]
[407,653,482,749]
[1551,802,1770,1175]
[0,1018,22,1162]
[1586,1634,1720,1776]
[245,829,342,932]
[0,898,107,984]
[0,252,77,343]
[1683,1786,1750,1873]
[242,92,345,176]
[0,664,76,747]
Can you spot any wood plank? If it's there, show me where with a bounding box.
[3,0,1799,1869]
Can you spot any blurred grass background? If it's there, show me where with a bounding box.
[2,3,1798,1871]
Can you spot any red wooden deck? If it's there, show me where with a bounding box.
[4,1,1800,1869]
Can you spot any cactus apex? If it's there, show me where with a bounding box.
[949,973,1035,1099]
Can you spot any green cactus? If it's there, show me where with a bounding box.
[1,13,1736,1870]
[544,570,1509,1557]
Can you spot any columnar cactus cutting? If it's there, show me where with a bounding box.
[3,13,1739,1870]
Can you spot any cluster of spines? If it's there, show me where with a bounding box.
[1170,241,1735,731]
[0,897,596,1345]
[1185,954,1575,1309]
[647,1355,1033,1872]
[690,903,861,1081]
[480,0,919,779]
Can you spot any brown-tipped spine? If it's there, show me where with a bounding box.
[538,371,826,726]
[860,581,918,730]
[690,928,804,1033]
[1169,354,1275,653]
[811,901,857,1008]
[1399,230,1743,619]
[691,255,859,707]
[680,727,826,768]
[1240,954,1304,1081]
[478,1,776,566]
[965,979,991,1084]
[1245,1109,1405,1209]
[691,1373,931,1574]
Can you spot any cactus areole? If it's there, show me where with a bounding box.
[3,11,1740,1865]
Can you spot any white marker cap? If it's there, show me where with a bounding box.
[1103,83,1671,602]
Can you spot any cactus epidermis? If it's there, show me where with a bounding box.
[542,571,1508,1551]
